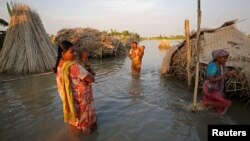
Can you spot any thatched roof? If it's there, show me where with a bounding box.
[0,4,56,74]
[172,20,250,68]
[55,28,126,58]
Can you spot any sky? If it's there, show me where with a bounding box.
[0,0,250,37]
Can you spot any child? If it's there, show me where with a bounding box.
[75,47,96,76]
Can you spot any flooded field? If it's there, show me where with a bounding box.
[0,40,250,141]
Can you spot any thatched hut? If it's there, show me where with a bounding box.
[164,20,250,98]
[55,28,126,59]
[0,4,56,74]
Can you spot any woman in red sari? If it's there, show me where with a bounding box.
[201,49,236,115]
[54,41,97,135]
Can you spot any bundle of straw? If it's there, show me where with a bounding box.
[0,4,56,74]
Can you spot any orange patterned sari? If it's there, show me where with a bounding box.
[56,62,97,134]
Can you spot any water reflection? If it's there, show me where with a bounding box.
[91,55,126,80]
[128,75,144,103]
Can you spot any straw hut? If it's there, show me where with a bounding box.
[0,4,56,74]
[165,20,250,98]
[55,28,125,59]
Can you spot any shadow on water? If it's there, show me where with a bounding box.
[1,40,250,141]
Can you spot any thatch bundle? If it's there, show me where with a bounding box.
[55,28,126,58]
[158,39,170,48]
[164,20,250,99]
[0,4,56,74]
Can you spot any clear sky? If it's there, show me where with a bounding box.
[0,0,250,37]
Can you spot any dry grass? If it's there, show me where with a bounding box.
[160,46,177,75]
[0,4,56,74]
[55,28,126,58]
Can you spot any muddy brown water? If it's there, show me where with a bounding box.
[0,40,250,141]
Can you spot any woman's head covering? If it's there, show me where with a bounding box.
[212,49,229,60]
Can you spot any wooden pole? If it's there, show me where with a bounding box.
[193,0,202,112]
[185,19,191,86]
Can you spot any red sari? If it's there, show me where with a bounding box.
[201,81,232,115]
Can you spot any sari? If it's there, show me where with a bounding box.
[56,61,97,134]
[201,61,231,115]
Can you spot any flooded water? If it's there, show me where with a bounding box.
[1,40,250,141]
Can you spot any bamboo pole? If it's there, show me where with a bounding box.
[193,0,202,112]
[185,19,191,86]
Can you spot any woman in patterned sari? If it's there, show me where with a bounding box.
[201,49,236,115]
[54,40,97,135]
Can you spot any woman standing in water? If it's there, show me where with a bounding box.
[129,42,145,74]
[54,41,97,135]
[201,49,236,115]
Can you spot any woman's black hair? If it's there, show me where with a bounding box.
[53,40,74,73]
[132,41,137,44]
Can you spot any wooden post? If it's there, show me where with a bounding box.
[193,0,202,112]
[185,19,191,86]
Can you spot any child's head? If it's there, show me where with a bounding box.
[74,47,89,62]
[81,49,88,62]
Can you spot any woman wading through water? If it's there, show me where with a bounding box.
[54,40,97,135]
